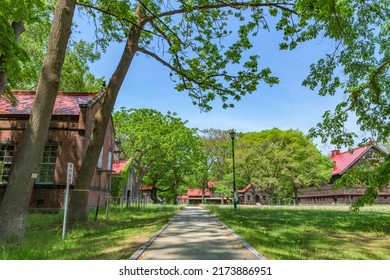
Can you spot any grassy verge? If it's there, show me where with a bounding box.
[1,205,182,260]
[207,205,390,260]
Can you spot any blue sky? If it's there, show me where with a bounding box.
[73,9,358,155]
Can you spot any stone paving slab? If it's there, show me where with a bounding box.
[130,206,266,260]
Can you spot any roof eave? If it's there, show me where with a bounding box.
[87,89,106,108]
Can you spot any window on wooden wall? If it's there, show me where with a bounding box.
[0,144,14,183]
[37,145,58,183]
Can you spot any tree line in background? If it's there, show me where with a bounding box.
[113,108,332,205]
[0,0,389,243]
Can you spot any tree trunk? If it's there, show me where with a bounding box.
[293,188,299,205]
[0,21,25,95]
[0,0,76,243]
[68,5,145,223]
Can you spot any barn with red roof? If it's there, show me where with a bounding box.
[0,90,119,210]
[177,181,228,204]
[297,145,389,205]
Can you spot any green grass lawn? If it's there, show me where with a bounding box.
[1,205,181,260]
[207,205,390,260]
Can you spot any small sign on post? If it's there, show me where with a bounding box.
[62,162,74,241]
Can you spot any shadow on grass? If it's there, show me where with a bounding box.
[1,205,181,260]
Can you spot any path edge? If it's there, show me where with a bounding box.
[207,208,268,260]
[128,212,179,260]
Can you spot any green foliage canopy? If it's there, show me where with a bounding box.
[0,0,45,98]
[235,128,333,203]
[18,16,103,91]
[113,108,206,203]
[199,128,232,181]
[77,0,301,111]
[0,0,103,96]
[294,1,390,148]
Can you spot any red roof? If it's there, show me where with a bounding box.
[112,159,129,175]
[0,91,97,116]
[208,181,219,188]
[187,189,211,197]
[141,186,153,191]
[331,146,369,175]
[238,184,252,193]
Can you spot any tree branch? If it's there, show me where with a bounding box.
[76,1,159,37]
[138,0,185,46]
[137,47,178,73]
[358,0,390,31]
[144,1,296,23]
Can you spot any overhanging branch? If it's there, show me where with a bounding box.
[144,1,296,23]
[76,1,160,37]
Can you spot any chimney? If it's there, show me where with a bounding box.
[331,149,340,158]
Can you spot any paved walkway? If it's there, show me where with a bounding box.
[130,206,266,260]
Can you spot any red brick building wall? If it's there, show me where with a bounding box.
[0,91,116,210]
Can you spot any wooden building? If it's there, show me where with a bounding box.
[0,90,117,210]
[238,184,270,205]
[112,159,156,204]
[297,145,389,205]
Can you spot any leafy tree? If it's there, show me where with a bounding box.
[68,0,301,222]
[235,129,332,204]
[0,0,45,97]
[147,132,205,204]
[18,22,103,91]
[0,0,102,94]
[198,128,232,203]
[200,128,232,181]
[380,137,390,154]
[213,181,232,203]
[295,1,390,148]
[112,108,205,204]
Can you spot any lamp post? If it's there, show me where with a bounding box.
[229,129,237,209]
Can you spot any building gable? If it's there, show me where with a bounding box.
[331,145,387,176]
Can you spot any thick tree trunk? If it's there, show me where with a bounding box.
[68,6,145,223]
[0,0,76,243]
[0,21,25,95]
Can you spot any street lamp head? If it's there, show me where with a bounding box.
[229,129,236,140]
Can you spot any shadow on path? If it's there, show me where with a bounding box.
[131,206,266,260]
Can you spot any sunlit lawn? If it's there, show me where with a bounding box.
[1,205,182,260]
[207,205,390,260]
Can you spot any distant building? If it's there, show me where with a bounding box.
[177,181,271,205]
[0,90,116,210]
[238,184,270,205]
[297,145,389,205]
[177,181,226,205]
